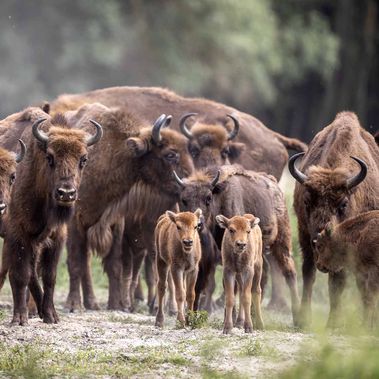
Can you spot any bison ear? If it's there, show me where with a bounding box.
[166,210,177,223]
[216,215,229,229]
[212,181,228,194]
[41,102,50,114]
[228,142,246,160]
[126,137,149,157]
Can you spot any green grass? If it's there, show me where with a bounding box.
[187,310,209,329]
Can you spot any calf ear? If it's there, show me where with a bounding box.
[126,137,149,157]
[244,214,260,227]
[166,210,177,223]
[215,215,229,229]
[228,142,246,160]
[194,208,202,219]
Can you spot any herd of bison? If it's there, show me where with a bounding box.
[0,86,378,333]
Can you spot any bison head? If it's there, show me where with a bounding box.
[289,152,367,246]
[32,115,102,216]
[179,113,245,168]
[126,114,194,196]
[174,169,225,225]
[0,140,26,217]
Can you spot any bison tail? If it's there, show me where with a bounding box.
[274,133,308,153]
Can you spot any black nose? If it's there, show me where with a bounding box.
[183,239,193,247]
[236,241,247,249]
[0,203,7,214]
[55,188,77,202]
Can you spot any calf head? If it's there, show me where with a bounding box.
[126,114,194,196]
[216,214,260,253]
[0,140,26,216]
[32,114,102,216]
[166,209,203,252]
[290,152,367,245]
[180,113,245,168]
[314,223,344,273]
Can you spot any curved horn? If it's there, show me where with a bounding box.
[179,113,197,139]
[86,120,103,147]
[226,114,240,140]
[346,156,368,190]
[32,118,48,144]
[210,170,221,187]
[15,139,26,163]
[173,171,185,187]
[288,152,308,184]
[151,114,167,144]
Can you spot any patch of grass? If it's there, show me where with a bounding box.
[202,367,248,379]
[108,313,152,326]
[187,310,209,329]
[240,339,279,358]
[0,309,5,321]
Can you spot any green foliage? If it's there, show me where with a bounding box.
[240,339,278,358]
[187,310,209,329]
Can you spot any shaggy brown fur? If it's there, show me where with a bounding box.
[60,102,194,311]
[155,209,202,327]
[48,85,307,180]
[292,111,379,328]
[216,214,264,334]
[0,108,100,325]
[178,164,300,325]
[315,210,379,328]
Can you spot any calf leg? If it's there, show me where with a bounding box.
[167,270,177,316]
[155,257,169,328]
[223,270,236,334]
[235,284,244,328]
[103,223,125,310]
[252,262,264,330]
[172,268,186,326]
[186,268,198,314]
[326,270,346,328]
[238,272,254,333]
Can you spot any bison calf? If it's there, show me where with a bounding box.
[155,209,202,327]
[216,214,264,334]
[315,210,379,328]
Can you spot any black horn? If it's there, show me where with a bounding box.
[288,152,308,184]
[152,114,171,144]
[15,139,26,163]
[226,114,240,140]
[87,120,103,147]
[210,170,221,187]
[173,171,185,187]
[32,118,48,144]
[179,113,197,139]
[346,156,368,190]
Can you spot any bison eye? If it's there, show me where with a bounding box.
[165,152,178,162]
[337,199,348,217]
[221,147,230,159]
[189,146,200,158]
[177,225,182,231]
[79,155,88,169]
[205,195,212,206]
[229,228,235,234]
[46,154,54,167]
[9,172,16,185]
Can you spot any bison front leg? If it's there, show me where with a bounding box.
[145,252,156,309]
[327,270,346,329]
[223,270,236,334]
[40,233,65,323]
[155,257,169,328]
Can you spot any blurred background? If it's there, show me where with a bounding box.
[0,0,377,142]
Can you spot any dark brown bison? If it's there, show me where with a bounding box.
[289,111,379,328]
[0,109,102,325]
[174,165,300,325]
[59,102,194,311]
[216,214,264,334]
[48,86,307,180]
[315,210,379,328]
[47,86,306,310]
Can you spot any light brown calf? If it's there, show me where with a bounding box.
[216,214,264,334]
[155,209,202,327]
[315,210,379,328]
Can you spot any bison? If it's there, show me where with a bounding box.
[315,210,379,328]
[216,214,264,334]
[289,111,379,328]
[56,103,194,311]
[175,165,300,325]
[155,209,202,328]
[0,110,102,325]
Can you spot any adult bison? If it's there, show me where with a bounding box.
[0,108,102,325]
[60,102,194,311]
[289,111,379,327]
